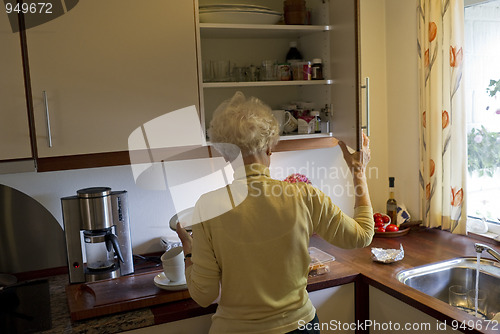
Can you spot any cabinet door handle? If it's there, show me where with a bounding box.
[361,77,370,137]
[42,91,53,147]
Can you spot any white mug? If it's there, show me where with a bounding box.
[271,110,286,135]
[283,111,298,133]
[161,247,185,282]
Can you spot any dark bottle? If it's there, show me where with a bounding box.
[286,41,303,64]
[386,177,398,226]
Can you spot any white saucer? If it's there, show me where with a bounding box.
[153,272,187,291]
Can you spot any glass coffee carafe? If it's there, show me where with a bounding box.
[84,228,124,271]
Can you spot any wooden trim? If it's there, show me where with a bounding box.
[275,136,339,152]
[152,300,217,325]
[36,146,215,172]
[37,151,131,172]
[36,137,339,172]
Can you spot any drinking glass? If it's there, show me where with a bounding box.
[448,285,468,308]
[261,60,277,81]
[467,289,487,316]
[202,60,213,82]
[214,60,231,82]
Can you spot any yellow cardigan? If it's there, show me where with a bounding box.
[185,163,374,334]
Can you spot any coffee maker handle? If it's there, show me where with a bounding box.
[106,233,125,263]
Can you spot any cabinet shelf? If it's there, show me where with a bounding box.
[279,133,333,140]
[203,79,333,88]
[200,23,331,38]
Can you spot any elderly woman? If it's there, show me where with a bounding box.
[176,92,374,333]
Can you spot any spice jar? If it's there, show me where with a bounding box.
[311,58,323,80]
[277,63,291,81]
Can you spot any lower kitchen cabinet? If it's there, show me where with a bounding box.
[369,286,460,334]
[123,313,213,334]
[123,284,354,334]
[308,284,355,334]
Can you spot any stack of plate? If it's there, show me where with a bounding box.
[199,4,282,24]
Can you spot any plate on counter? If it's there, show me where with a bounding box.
[374,227,410,238]
[154,273,187,291]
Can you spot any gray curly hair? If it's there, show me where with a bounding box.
[208,92,280,158]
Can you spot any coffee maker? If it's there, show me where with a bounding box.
[61,187,134,283]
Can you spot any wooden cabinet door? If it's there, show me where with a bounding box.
[25,0,200,163]
[0,10,32,161]
[330,0,362,150]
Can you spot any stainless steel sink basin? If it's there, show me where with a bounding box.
[397,258,500,320]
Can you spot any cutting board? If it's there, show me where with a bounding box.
[66,269,190,321]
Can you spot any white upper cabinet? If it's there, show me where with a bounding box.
[196,0,361,150]
[25,0,200,159]
[0,10,32,161]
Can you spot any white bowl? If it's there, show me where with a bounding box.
[199,10,282,25]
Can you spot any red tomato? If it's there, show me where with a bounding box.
[374,217,383,225]
[376,226,386,233]
[382,215,391,224]
[373,213,383,220]
[375,221,384,228]
[386,224,399,232]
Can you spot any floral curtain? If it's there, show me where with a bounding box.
[417,0,467,234]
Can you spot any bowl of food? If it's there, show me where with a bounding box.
[373,212,409,237]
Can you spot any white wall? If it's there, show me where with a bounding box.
[360,0,389,213]
[0,146,353,256]
[0,0,421,266]
[361,0,420,219]
[385,0,420,219]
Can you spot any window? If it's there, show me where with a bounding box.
[464,0,500,226]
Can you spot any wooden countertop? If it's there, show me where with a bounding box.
[151,228,500,334]
[309,228,500,334]
[41,227,500,333]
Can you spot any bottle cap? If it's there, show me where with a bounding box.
[389,177,395,187]
[312,58,322,64]
[289,41,298,47]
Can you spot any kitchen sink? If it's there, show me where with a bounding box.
[396,257,500,320]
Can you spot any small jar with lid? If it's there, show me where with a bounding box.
[311,58,323,80]
[310,110,321,133]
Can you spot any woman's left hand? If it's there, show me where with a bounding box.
[176,222,193,255]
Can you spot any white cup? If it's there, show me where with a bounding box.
[161,247,185,282]
[283,111,298,133]
[271,110,286,135]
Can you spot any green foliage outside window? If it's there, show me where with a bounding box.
[467,79,500,177]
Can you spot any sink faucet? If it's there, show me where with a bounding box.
[475,243,500,262]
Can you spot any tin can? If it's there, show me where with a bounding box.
[277,63,291,81]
